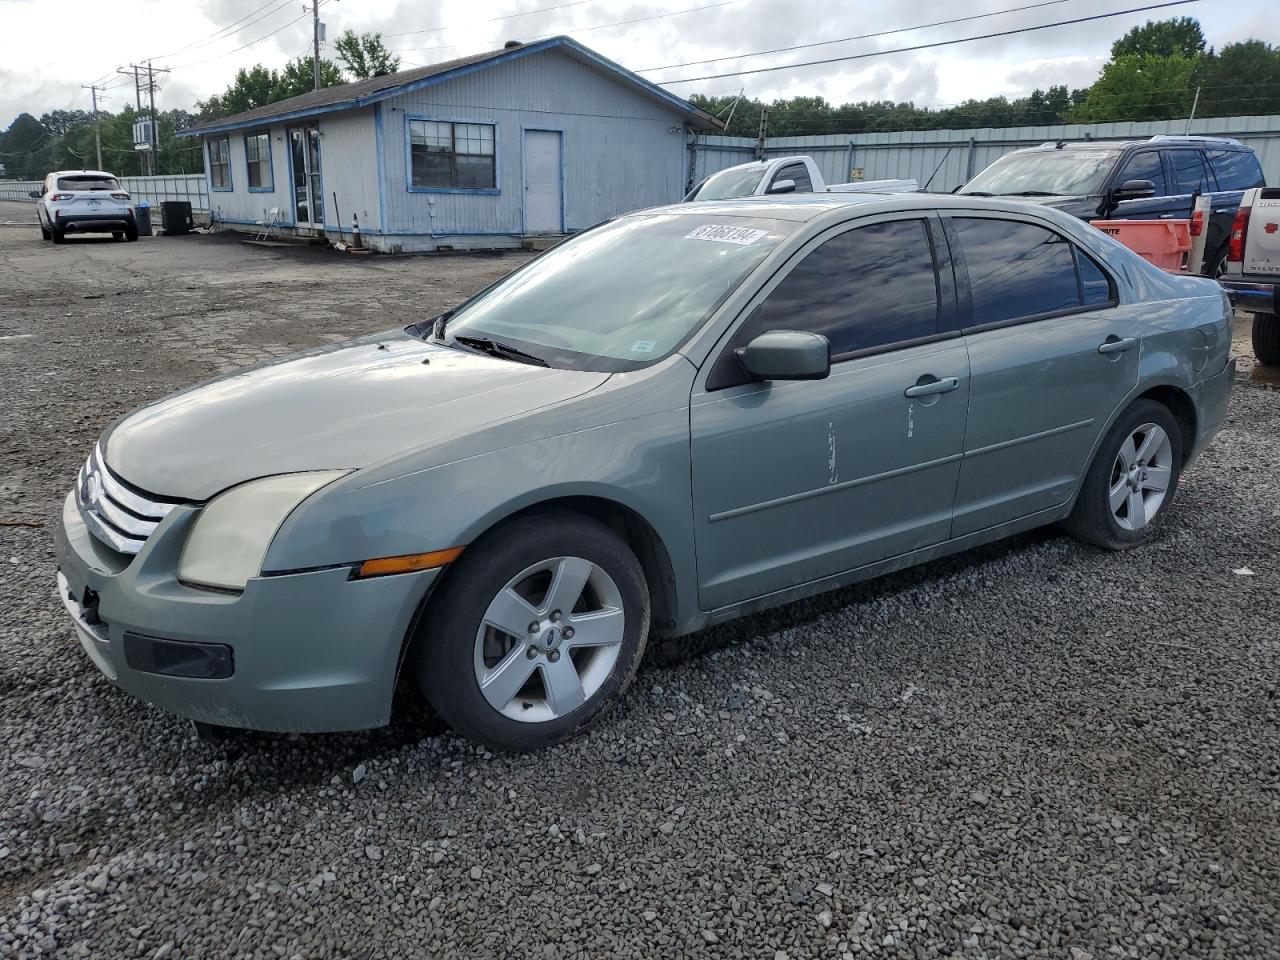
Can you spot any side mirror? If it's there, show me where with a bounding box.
[766,178,796,195]
[1111,178,1156,202]
[736,330,830,382]
[28,190,40,199]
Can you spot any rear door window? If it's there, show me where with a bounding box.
[1167,150,1212,195]
[711,218,941,387]
[1113,151,1167,196]
[1207,150,1265,191]
[952,218,1110,325]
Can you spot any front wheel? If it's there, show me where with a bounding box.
[39,221,50,241]
[1255,314,1280,366]
[414,512,649,751]
[1063,399,1183,550]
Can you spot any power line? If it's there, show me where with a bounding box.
[655,0,1203,83]
[636,0,1074,72]
[169,0,328,69]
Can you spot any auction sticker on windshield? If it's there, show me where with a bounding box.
[685,224,769,245]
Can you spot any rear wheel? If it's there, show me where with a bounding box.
[124,223,139,242]
[50,226,65,244]
[1202,244,1228,279]
[1063,399,1183,550]
[414,512,649,751]
[1255,314,1280,366]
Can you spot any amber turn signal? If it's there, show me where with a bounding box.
[356,547,464,578]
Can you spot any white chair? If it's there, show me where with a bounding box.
[254,207,281,241]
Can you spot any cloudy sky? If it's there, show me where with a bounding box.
[0,0,1271,128]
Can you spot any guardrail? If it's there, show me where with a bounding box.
[0,174,209,212]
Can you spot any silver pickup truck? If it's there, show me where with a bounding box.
[1221,187,1280,365]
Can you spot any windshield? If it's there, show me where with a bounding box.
[443,213,795,371]
[960,149,1122,197]
[685,165,767,201]
[57,175,121,192]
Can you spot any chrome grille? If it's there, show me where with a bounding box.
[77,445,183,555]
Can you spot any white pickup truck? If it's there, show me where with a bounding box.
[1220,187,1280,365]
[685,155,917,201]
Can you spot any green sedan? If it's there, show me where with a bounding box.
[55,193,1235,751]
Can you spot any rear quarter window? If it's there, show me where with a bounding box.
[1207,150,1264,191]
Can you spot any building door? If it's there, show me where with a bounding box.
[523,130,563,234]
[289,127,324,229]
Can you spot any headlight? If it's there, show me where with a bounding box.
[178,471,348,591]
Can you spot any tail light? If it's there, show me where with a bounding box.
[49,192,73,201]
[1189,209,1204,237]
[111,192,131,200]
[1227,206,1250,262]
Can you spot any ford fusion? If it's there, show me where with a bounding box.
[56,194,1235,751]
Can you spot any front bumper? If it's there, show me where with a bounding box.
[54,492,438,732]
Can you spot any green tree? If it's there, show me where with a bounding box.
[334,30,401,80]
[275,55,345,99]
[1067,53,1199,123]
[1112,17,1205,59]
[197,64,282,121]
[1194,40,1280,118]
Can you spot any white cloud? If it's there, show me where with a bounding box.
[0,0,1272,128]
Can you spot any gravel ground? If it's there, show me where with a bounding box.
[1,203,1278,959]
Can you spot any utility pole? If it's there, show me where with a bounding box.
[311,1,322,91]
[117,65,147,174]
[82,83,104,169]
[147,61,160,172]
[755,108,769,160]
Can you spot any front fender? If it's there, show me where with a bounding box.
[263,406,699,624]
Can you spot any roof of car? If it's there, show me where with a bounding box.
[639,191,1104,223]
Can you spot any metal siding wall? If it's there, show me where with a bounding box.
[203,126,293,226]
[316,109,380,230]
[695,115,1280,192]
[380,49,687,239]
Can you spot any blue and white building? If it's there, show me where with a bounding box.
[178,36,721,253]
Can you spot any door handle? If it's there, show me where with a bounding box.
[904,376,960,398]
[1160,213,1176,219]
[1098,336,1138,355]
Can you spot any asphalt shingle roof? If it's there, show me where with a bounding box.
[180,37,721,136]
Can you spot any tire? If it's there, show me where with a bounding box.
[124,224,138,242]
[1255,314,1280,366]
[1063,399,1183,550]
[50,227,65,245]
[112,231,124,240]
[39,221,50,241]
[414,511,650,751]
[1202,244,1227,279]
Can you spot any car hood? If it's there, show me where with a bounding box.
[102,330,611,500]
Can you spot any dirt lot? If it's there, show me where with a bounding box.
[1,201,1278,959]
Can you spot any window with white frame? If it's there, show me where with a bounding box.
[208,136,231,189]
[409,119,496,190]
[245,132,271,190]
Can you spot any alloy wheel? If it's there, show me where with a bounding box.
[473,556,625,723]
[1108,422,1173,531]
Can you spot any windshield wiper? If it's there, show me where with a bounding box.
[452,335,550,367]
[962,190,995,196]
[997,190,1059,197]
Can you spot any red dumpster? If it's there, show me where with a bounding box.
[1092,219,1192,271]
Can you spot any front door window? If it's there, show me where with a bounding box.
[289,128,323,227]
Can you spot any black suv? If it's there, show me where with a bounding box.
[958,135,1265,275]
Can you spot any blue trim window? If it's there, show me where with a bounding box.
[245,132,273,191]
[208,136,232,191]
[409,119,495,190]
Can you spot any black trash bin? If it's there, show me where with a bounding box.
[161,201,193,236]
[133,202,153,237]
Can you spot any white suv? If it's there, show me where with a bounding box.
[31,170,138,243]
